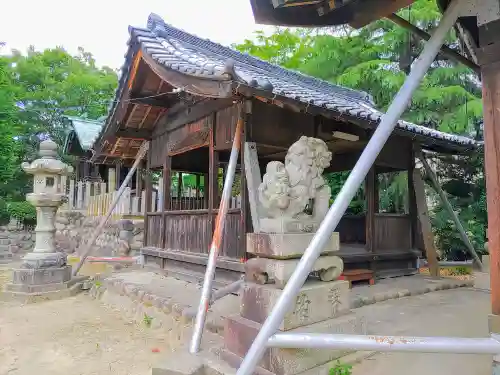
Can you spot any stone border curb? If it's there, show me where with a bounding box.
[89,277,226,336]
[350,279,474,309]
[88,276,474,342]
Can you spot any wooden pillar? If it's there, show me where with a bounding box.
[408,151,418,250]
[208,113,219,232]
[143,151,153,247]
[413,167,439,277]
[478,20,500,314]
[115,163,121,190]
[365,167,376,253]
[161,154,172,249]
[136,162,144,208]
[108,167,116,192]
[239,101,252,260]
[177,172,183,208]
[83,161,90,180]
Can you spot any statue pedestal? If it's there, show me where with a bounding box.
[222,281,365,375]
[247,232,340,259]
[218,232,365,375]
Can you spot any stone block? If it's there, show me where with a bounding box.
[11,265,71,285]
[2,278,85,303]
[241,281,350,330]
[247,233,339,259]
[224,313,366,375]
[245,256,343,288]
[474,271,490,291]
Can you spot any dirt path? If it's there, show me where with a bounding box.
[0,265,178,375]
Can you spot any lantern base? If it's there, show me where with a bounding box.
[2,265,87,303]
[21,251,67,269]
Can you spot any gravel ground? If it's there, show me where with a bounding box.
[0,266,179,375]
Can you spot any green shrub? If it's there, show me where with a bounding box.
[7,201,36,226]
[0,198,10,225]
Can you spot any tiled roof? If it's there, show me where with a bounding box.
[65,116,103,151]
[105,13,477,151]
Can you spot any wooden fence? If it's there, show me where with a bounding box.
[63,177,241,217]
[63,178,160,217]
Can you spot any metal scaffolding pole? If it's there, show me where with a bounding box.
[72,141,150,276]
[236,1,463,373]
[268,333,500,354]
[189,111,244,353]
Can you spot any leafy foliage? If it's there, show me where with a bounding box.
[7,201,36,226]
[0,46,118,223]
[329,360,353,375]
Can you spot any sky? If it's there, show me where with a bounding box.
[0,0,273,69]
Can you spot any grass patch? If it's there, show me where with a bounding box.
[143,313,153,328]
[329,360,352,375]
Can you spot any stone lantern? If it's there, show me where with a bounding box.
[21,139,73,268]
[4,139,79,301]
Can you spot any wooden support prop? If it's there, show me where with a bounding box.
[190,107,244,353]
[244,142,262,233]
[72,141,150,276]
[412,167,440,277]
[418,151,484,271]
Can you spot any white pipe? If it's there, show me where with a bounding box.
[268,333,500,354]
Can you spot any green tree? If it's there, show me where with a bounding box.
[0,46,118,222]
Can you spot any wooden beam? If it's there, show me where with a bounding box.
[129,92,177,108]
[349,0,413,28]
[412,167,439,278]
[387,13,480,74]
[153,98,234,137]
[115,128,152,139]
[128,50,143,90]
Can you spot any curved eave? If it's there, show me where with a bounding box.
[140,47,235,99]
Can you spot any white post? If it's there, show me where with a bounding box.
[243,142,262,232]
[132,196,139,215]
[151,191,157,213]
[68,179,75,210]
[141,190,147,214]
[85,181,91,209]
[100,182,107,195]
[77,181,84,209]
